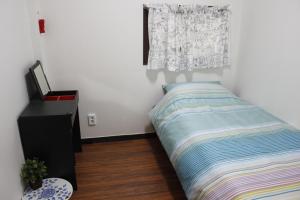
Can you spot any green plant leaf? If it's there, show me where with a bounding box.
[20,158,48,184]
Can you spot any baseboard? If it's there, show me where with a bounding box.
[81,132,156,144]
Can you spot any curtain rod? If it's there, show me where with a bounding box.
[143,4,228,11]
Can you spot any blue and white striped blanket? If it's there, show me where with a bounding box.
[150,83,300,200]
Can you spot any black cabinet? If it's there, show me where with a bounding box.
[18,90,82,190]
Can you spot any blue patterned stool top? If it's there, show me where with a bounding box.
[22,178,73,200]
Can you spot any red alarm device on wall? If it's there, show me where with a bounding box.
[39,19,45,34]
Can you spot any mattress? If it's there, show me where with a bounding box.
[149,83,300,200]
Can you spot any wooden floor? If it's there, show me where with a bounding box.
[71,137,187,200]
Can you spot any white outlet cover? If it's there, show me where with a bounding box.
[88,113,96,126]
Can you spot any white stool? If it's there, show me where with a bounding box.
[22,178,73,200]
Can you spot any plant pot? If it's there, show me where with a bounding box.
[29,179,43,190]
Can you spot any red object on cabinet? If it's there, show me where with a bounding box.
[39,19,45,34]
[44,95,76,101]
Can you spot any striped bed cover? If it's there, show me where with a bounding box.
[149,83,300,200]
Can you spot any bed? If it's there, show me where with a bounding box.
[149,82,300,200]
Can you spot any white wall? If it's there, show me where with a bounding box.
[235,0,300,128]
[0,0,35,199]
[38,0,243,138]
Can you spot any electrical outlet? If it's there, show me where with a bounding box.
[88,113,96,126]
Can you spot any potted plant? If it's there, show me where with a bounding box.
[21,158,47,190]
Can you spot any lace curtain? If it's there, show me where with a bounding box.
[147,4,231,71]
